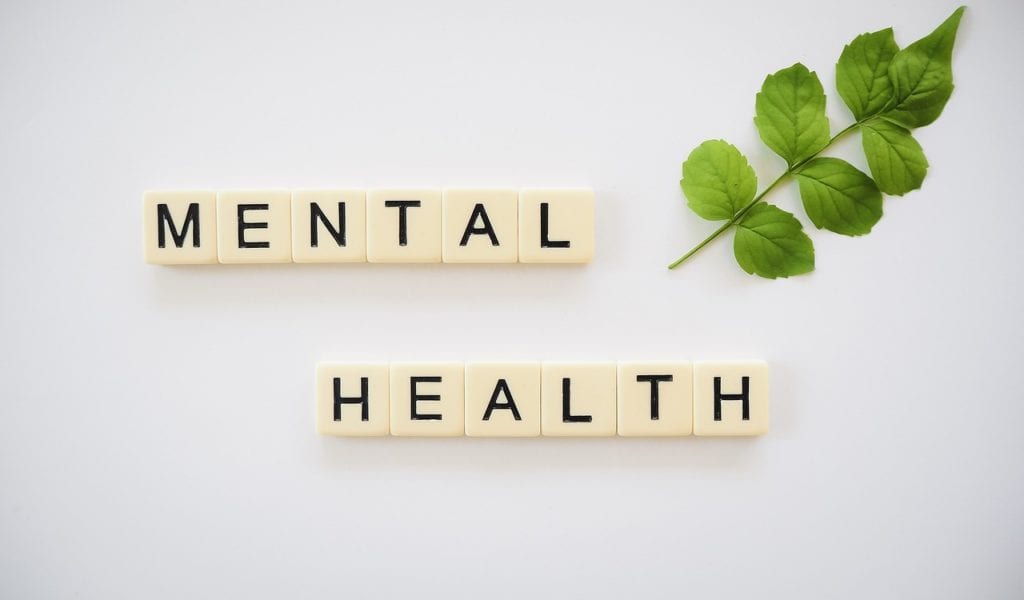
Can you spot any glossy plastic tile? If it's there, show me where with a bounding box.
[143,190,218,264]
[518,188,594,263]
[216,190,292,263]
[464,362,540,437]
[291,189,367,263]
[541,362,616,436]
[366,188,442,263]
[390,363,464,436]
[442,188,518,263]
[692,360,769,436]
[315,363,390,436]
[617,361,693,436]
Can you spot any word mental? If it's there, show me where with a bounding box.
[143,188,594,265]
[316,360,769,437]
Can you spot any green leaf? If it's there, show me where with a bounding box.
[884,6,965,128]
[836,28,900,120]
[794,157,883,236]
[861,119,929,195]
[733,203,815,279]
[754,63,831,167]
[680,140,757,221]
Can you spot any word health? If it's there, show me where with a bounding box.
[143,188,594,265]
[317,360,769,437]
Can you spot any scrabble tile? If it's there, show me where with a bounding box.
[291,189,367,263]
[315,363,390,436]
[143,190,218,264]
[541,362,616,436]
[518,188,594,263]
[366,188,442,263]
[216,190,292,263]
[617,361,693,436]
[442,188,518,263]
[693,360,769,436]
[390,363,464,436]
[465,362,540,437]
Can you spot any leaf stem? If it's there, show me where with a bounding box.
[667,119,868,270]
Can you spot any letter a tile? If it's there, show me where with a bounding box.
[442,189,518,263]
[465,362,540,437]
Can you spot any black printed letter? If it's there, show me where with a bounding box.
[482,379,522,421]
[333,377,369,422]
[410,376,443,420]
[310,202,346,247]
[540,202,570,248]
[714,376,750,421]
[385,200,421,246]
[157,203,200,248]
[460,203,500,246]
[636,374,673,420]
[561,378,592,423]
[237,204,270,248]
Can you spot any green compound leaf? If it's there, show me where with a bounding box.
[680,140,757,221]
[884,7,965,128]
[733,203,815,279]
[794,157,883,236]
[754,63,831,167]
[861,119,929,195]
[836,28,900,120]
[667,7,966,277]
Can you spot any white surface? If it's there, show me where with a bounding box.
[1,0,1022,597]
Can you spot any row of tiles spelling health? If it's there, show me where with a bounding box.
[144,188,594,265]
[317,361,769,437]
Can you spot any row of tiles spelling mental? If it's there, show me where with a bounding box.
[143,188,594,265]
[317,361,769,437]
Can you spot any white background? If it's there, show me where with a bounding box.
[2,0,1022,597]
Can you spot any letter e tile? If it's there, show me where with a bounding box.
[217,190,292,263]
[390,363,464,436]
